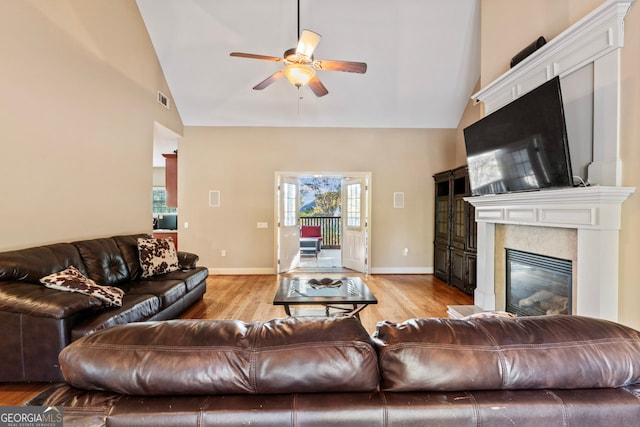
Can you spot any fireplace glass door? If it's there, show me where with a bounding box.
[506,249,572,316]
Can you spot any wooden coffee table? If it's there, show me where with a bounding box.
[273,276,377,319]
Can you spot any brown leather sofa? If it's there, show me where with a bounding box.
[27,315,640,426]
[0,234,208,382]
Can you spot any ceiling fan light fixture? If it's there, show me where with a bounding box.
[296,30,321,58]
[283,63,316,87]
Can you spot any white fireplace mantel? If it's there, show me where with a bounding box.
[466,186,635,231]
[467,186,634,321]
[465,0,636,322]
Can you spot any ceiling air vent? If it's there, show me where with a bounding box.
[157,90,170,109]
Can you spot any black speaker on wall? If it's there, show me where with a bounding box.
[510,36,547,68]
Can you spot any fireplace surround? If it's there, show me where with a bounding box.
[468,186,633,321]
[465,0,636,322]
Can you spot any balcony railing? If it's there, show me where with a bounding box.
[299,216,341,249]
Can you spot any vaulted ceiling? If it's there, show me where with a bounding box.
[137,0,480,129]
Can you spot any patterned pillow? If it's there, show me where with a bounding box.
[137,237,180,278]
[40,266,124,307]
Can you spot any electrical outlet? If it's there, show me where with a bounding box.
[403,248,409,256]
[221,250,226,257]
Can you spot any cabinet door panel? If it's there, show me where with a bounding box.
[451,196,466,249]
[434,243,449,282]
[465,254,477,292]
[449,249,466,290]
[435,197,450,242]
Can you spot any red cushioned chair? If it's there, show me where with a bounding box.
[300,226,322,256]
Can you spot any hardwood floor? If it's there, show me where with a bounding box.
[0,273,472,405]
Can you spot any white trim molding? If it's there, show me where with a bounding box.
[208,267,276,275]
[370,267,434,275]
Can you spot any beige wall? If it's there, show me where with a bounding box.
[455,79,482,165]
[480,0,640,328]
[481,0,605,87]
[619,1,640,329]
[178,127,456,272]
[0,0,182,251]
[153,168,166,187]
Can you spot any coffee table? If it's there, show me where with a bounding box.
[273,276,377,319]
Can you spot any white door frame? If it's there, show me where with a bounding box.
[274,171,372,274]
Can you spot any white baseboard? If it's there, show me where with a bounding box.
[369,267,434,275]
[208,267,276,275]
[207,267,434,275]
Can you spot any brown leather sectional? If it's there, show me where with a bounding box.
[0,234,208,382]
[27,315,640,426]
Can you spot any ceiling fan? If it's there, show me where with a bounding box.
[230,3,367,97]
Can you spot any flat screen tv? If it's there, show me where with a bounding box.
[463,76,573,196]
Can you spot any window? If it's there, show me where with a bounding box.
[152,187,177,215]
[283,182,297,227]
[346,183,361,228]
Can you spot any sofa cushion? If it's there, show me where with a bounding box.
[374,315,640,392]
[40,266,124,307]
[71,293,162,341]
[112,234,150,281]
[73,238,130,286]
[146,266,209,292]
[119,279,186,308]
[59,317,379,395]
[0,243,87,284]
[137,237,180,278]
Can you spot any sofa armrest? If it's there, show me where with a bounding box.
[177,251,199,270]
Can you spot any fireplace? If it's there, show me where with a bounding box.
[506,249,572,316]
[463,1,636,322]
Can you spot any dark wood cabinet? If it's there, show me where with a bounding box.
[163,153,177,208]
[153,231,178,250]
[433,166,477,294]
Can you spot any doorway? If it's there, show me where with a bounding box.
[275,172,371,274]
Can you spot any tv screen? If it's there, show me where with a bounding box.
[463,76,573,196]
[154,214,177,230]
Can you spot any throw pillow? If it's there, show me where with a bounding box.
[40,266,124,307]
[137,237,180,278]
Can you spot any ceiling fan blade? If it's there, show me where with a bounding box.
[230,52,283,62]
[296,29,321,58]
[252,70,284,90]
[313,59,367,74]
[308,76,328,97]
